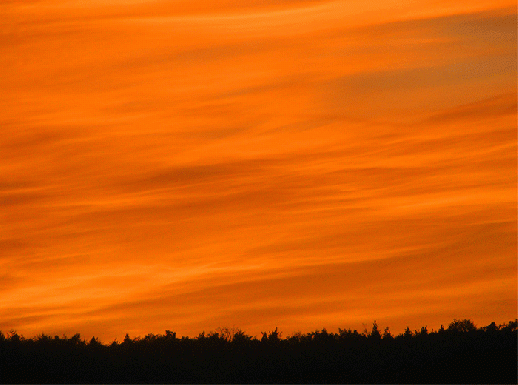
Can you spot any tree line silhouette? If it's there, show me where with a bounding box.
[0,319,516,383]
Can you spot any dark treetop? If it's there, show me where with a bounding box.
[1,319,516,383]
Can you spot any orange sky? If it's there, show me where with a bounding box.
[1,0,516,342]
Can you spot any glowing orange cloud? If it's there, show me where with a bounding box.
[0,1,516,342]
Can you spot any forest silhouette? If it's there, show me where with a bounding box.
[0,319,516,383]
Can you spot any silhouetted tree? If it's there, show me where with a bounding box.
[448,318,476,333]
[369,321,381,341]
[0,319,515,383]
[400,326,413,339]
[382,326,393,340]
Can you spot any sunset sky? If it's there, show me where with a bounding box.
[1,0,516,342]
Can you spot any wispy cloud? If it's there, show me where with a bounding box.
[0,1,515,341]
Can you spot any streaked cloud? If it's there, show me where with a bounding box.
[0,1,515,341]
